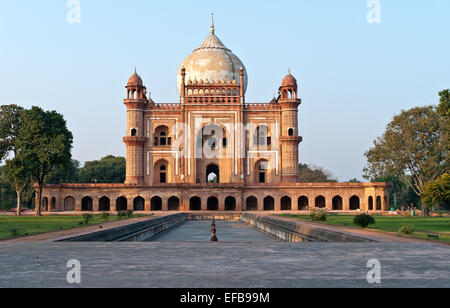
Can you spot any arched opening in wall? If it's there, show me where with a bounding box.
[315,196,326,209]
[264,196,275,211]
[298,196,308,210]
[288,128,294,137]
[332,196,343,210]
[133,197,145,211]
[116,197,127,211]
[154,159,169,184]
[82,197,93,211]
[283,90,287,99]
[225,197,236,211]
[246,196,258,211]
[99,197,110,211]
[368,197,374,211]
[384,196,388,210]
[151,197,162,211]
[154,126,171,147]
[168,197,180,211]
[281,196,292,211]
[64,196,75,212]
[207,197,219,211]
[42,197,48,212]
[51,197,56,211]
[350,196,360,210]
[255,160,268,183]
[190,197,201,211]
[131,129,137,137]
[254,125,269,148]
[206,164,220,183]
[197,123,226,161]
[376,197,382,211]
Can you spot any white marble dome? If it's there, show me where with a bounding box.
[177,21,248,94]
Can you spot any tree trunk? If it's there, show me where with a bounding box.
[35,185,42,216]
[16,190,22,216]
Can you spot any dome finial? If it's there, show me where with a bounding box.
[210,13,215,34]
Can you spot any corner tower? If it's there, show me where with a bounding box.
[279,70,303,183]
[123,69,147,185]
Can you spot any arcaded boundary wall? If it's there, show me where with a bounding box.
[241,214,375,243]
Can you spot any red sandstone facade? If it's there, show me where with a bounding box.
[41,20,390,213]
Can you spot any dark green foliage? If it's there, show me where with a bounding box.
[0,105,24,161]
[299,164,337,183]
[353,214,376,228]
[102,212,110,223]
[78,156,126,184]
[126,210,134,218]
[45,159,80,184]
[82,213,92,225]
[399,223,415,235]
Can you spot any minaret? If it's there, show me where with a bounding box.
[123,69,147,185]
[279,70,303,183]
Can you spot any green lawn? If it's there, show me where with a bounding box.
[0,214,148,240]
[277,214,450,243]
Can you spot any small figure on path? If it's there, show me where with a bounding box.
[211,215,218,242]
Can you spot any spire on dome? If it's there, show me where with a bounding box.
[210,13,215,34]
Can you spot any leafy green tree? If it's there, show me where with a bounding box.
[364,106,449,214]
[78,155,125,183]
[0,105,24,161]
[0,166,16,210]
[421,173,450,208]
[45,159,80,184]
[2,158,32,215]
[16,107,73,216]
[298,164,337,183]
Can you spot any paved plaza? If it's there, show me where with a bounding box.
[0,241,448,288]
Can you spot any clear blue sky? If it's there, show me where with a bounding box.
[0,1,449,181]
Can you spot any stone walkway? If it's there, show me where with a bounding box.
[0,242,448,288]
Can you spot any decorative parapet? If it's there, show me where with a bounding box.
[245,103,281,111]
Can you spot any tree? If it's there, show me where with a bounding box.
[78,156,125,183]
[16,107,73,216]
[0,105,24,162]
[421,173,450,209]
[45,159,80,184]
[298,163,337,183]
[2,158,32,215]
[364,106,449,214]
[437,89,450,118]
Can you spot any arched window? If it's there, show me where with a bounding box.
[190,197,201,211]
[254,125,270,147]
[160,165,167,183]
[225,197,236,211]
[246,196,258,211]
[82,197,93,211]
[154,126,171,147]
[288,128,294,137]
[332,196,343,210]
[350,196,360,210]
[116,197,127,211]
[51,197,56,210]
[207,197,219,211]
[64,196,75,212]
[264,196,275,211]
[151,197,162,211]
[281,196,292,211]
[131,128,137,137]
[99,197,110,211]
[43,197,49,212]
[315,196,326,209]
[298,196,308,210]
[368,196,374,211]
[133,197,145,211]
[168,197,180,211]
[376,197,382,211]
[206,164,219,183]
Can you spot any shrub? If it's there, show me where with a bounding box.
[9,228,19,236]
[309,209,328,222]
[399,223,414,235]
[82,213,92,225]
[126,210,134,218]
[117,211,126,219]
[353,214,376,228]
[102,212,110,223]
